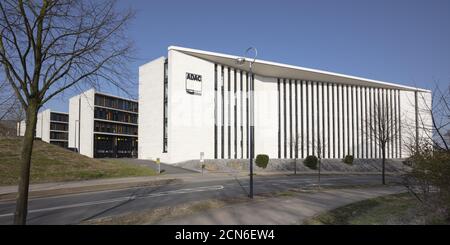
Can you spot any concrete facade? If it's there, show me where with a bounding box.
[68,89,95,157]
[17,109,69,147]
[68,88,138,158]
[138,57,167,161]
[140,46,432,164]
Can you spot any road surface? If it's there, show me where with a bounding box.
[0,174,400,225]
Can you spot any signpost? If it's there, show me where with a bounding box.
[156,158,160,174]
[200,152,205,175]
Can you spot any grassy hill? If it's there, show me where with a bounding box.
[0,137,156,186]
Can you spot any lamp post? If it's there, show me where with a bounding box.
[236,47,257,199]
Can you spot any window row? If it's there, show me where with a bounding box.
[50,131,68,140]
[94,107,138,124]
[50,113,68,122]
[50,122,68,131]
[94,121,138,135]
[95,94,138,112]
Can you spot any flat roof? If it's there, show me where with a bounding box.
[168,46,430,93]
[38,108,68,115]
[50,111,69,115]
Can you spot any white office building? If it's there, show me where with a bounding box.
[17,109,69,148]
[68,88,138,158]
[139,46,432,164]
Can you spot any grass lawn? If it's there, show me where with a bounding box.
[0,137,157,186]
[303,192,449,225]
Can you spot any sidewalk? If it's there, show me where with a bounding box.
[157,186,406,225]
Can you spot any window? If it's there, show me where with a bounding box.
[50,122,68,131]
[50,113,68,122]
[50,131,68,140]
[94,121,138,135]
[95,94,138,113]
[94,107,138,124]
[163,59,168,153]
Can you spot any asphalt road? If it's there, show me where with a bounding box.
[0,174,400,225]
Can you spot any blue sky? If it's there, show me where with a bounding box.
[45,0,450,112]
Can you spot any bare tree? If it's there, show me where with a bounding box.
[0,79,16,120]
[288,131,328,188]
[0,97,22,121]
[0,0,134,224]
[305,137,326,189]
[0,80,24,126]
[445,130,450,147]
[289,133,300,174]
[402,136,450,222]
[0,85,24,136]
[400,83,450,217]
[367,99,398,185]
[418,83,450,151]
[315,138,324,189]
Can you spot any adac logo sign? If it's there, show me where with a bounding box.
[185,72,202,95]
[186,72,202,82]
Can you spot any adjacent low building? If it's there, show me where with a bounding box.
[17,109,69,148]
[138,46,432,164]
[68,88,138,158]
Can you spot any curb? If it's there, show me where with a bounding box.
[201,171,404,176]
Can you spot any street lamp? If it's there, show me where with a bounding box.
[236,47,257,198]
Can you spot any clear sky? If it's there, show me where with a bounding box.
[45,0,450,112]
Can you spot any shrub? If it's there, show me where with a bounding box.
[304,155,318,170]
[404,146,450,222]
[255,154,269,169]
[343,155,354,165]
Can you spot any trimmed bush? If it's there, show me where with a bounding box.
[255,154,269,169]
[343,155,354,165]
[304,155,318,170]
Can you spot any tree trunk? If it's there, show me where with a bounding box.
[382,145,386,185]
[318,159,321,189]
[294,159,297,175]
[13,101,38,225]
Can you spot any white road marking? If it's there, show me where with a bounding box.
[0,197,132,218]
[305,183,334,186]
[137,185,224,198]
[0,185,150,204]
[0,185,224,218]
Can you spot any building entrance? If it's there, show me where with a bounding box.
[94,134,137,158]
